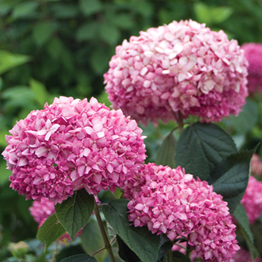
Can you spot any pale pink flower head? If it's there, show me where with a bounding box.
[241,176,262,224]
[29,197,81,242]
[242,43,262,94]
[251,154,262,176]
[124,163,239,262]
[104,20,248,125]
[2,96,146,204]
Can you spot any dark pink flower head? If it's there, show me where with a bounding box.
[241,176,262,224]
[242,43,262,94]
[104,20,248,125]
[2,96,146,204]
[251,154,262,176]
[124,163,239,262]
[29,197,81,242]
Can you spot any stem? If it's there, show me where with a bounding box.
[51,241,59,262]
[167,250,173,262]
[94,201,116,262]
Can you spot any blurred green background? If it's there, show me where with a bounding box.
[1,0,262,261]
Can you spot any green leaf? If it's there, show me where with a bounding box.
[117,236,141,262]
[51,4,79,18]
[211,150,254,213]
[155,130,176,168]
[172,251,191,262]
[55,189,94,238]
[61,254,97,262]
[113,14,134,29]
[157,235,173,261]
[36,214,66,250]
[33,22,53,46]
[211,6,233,24]
[46,38,64,60]
[80,218,107,262]
[229,99,258,134]
[0,50,30,74]
[0,161,11,185]
[99,24,120,45]
[194,3,212,24]
[29,78,48,106]
[175,122,237,180]
[76,22,99,41]
[90,48,111,75]
[233,204,259,260]
[12,1,38,20]
[79,0,102,16]
[102,199,161,262]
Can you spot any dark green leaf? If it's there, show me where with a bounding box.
[0,50,30,74]
[117,236,141,262]
[155,130,176,168]
[175,122,237,180]
[80,218,107,262]
[79,0,102,16]
[55,189,94,238]
[12,1,38,20]
[90,48,112,75]
[157,234,173,261]
[229,100,258,134]
[46,38,64,60]
[51,4,79,18]
[76,22,99,41]
[172,251,191,262]
[102,199,161,262]
[211,150,254,212]
[56,245,86,262]
[33,22,53,46]
[233,204,259,260]
[60,254,97,262]
[99,24,120,45]
[113,14,134,29]
[36,214,66,250]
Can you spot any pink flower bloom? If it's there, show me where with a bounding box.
[29,197,82,242]
[241,176,262,224]
[2,96,146,204]
[124,163,239,262]
[104,20,248,125]
[251,154,262,176]
[242,43,262,94]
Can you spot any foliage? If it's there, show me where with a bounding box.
[1,0,262,261]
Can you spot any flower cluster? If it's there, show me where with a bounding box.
[29,197,80,242]
[104,19,248,125]
[124,163,239,262]
[242,43,262,94]
[251,154,262,176]
[241,176,262,224]
[2,96,146,204]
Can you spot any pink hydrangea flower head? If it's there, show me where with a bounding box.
[104,20,248,125]
[241,176,262,224]
[251,154,262,176]
[124,163,239,262]
[29,197,81,242]
[242,43,262,94]
[2,96,146,204]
